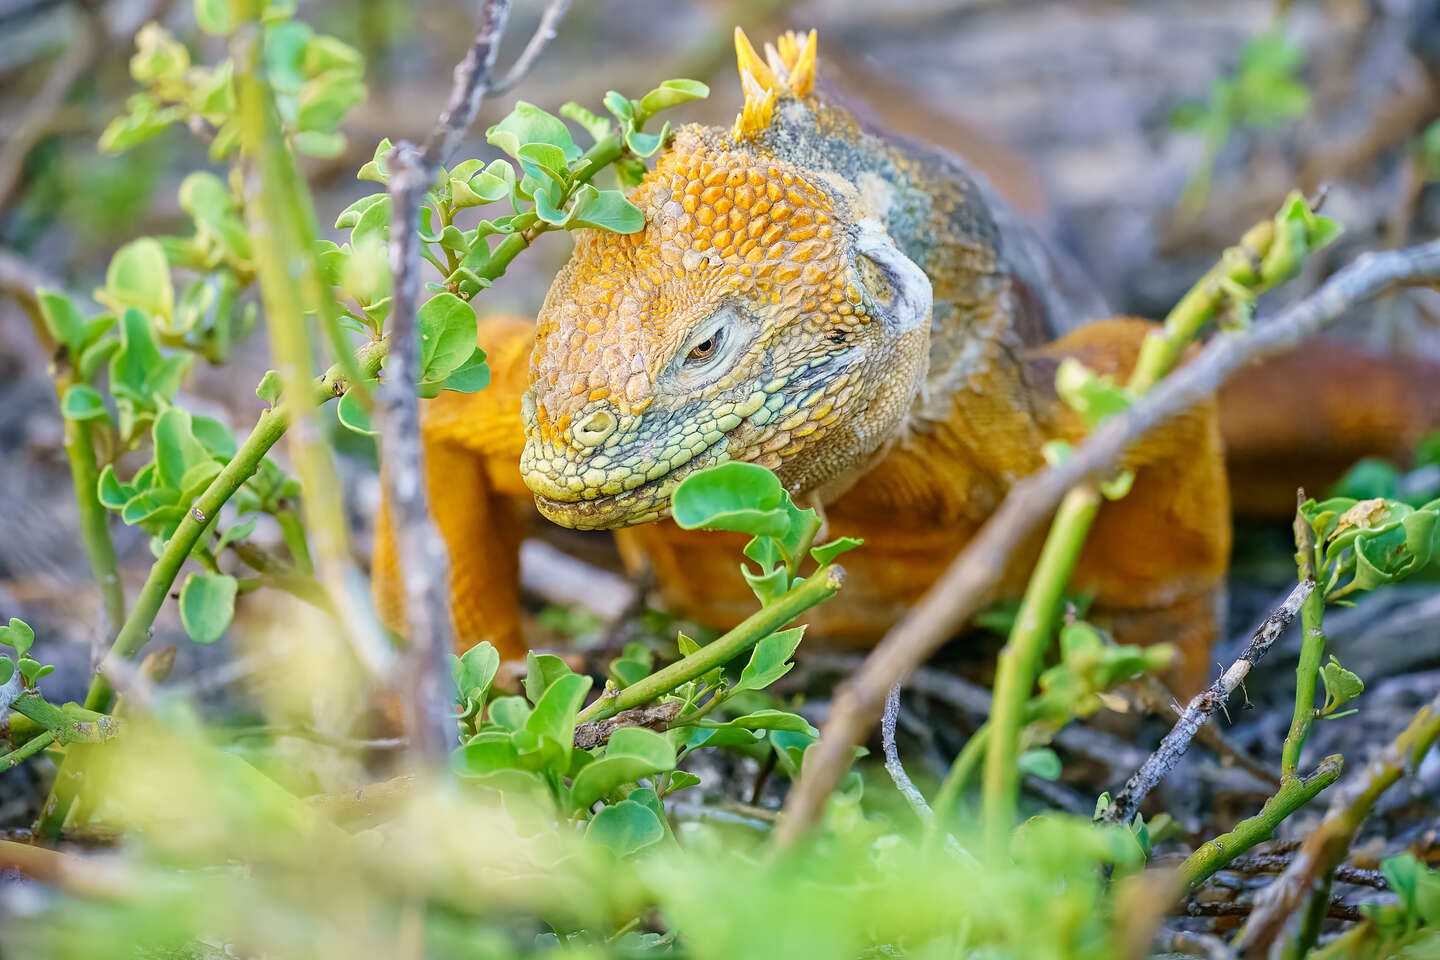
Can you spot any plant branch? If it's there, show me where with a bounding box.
[1100,579,1313,827]
[777,237,1440,849]
[488,0,572,95]
[382,142,455,764]
[420,0,514,167]
[981,484,1099,840]
[80,348,385,716]
[577,565,845,723]
[881,682,935,827]
[1178,755,1342,888]
[1238,690,1440,956]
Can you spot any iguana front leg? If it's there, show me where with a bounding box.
[372,314,535,659]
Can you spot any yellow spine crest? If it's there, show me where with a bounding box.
[732,27,819,140]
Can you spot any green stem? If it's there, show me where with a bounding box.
[63,416,125,634]
[1178,755,1343,888]
[1282,552,1326,778]
[79,350,382,716]
[981,485,1100,842]
[577,565,845,723]
[1286,868,1335,960]
[12,694,115,745]
[931,722,990,832]
[0,731,55,769]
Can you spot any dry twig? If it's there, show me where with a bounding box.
[1099,579,1313,826]
[379,0,570,762]
[881,683,935,826]
[776,238,1440,848]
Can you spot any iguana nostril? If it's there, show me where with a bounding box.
[573,410,617,447]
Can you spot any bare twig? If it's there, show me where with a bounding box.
[1224,854,1387,890]
[489,0,572,95]
[379,0,572,763]
[1099,579,1313,826]
[881,683,935,826]
[381,142,454,765]
[572,700,682,751]
[777,237,1440,847]
[1185,899,1362,922]
[1238,690,1440,956]
[420,0,513,166]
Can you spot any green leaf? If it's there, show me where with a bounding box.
[524,672,592,767]
[624,122,668,159]
[487,696,531,731]
[1019,749,1063,781]
[97,465,136,510]
[586,799,664,857]
[560,101,611,144]
[417,293,479,387]
[37,289,87,350]
[100,238,174,323]
[672,462,790,539]
[524,652,574,706]
[194,0,234,34]
[179,573,238,644]
[724,710,814,733]
[602,90,635,122]
[443,346,490,394]
[336,388,376,435]
[734,626,806,693]
[637,79,709,119]
[664,771,702,796]
[742,563,790,606]
[567,185,645,233]
[452,642,500,715]
[333,192,387,230]
[152,406,212,491]
[486,102,580,162]
[61,385,109,422]
[570,727,677,810]
[358,137,393,184]
[191,416,237,458]
[350,194,391,248]
[0,618,35,658]
[1320,655,1365,716]
[811,536,863,565]
[1055,357,1132,430]
[256,370,283,407]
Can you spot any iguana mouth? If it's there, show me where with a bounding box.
[529,435,733,530]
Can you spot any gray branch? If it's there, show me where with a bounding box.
[378,0,574,762]
[881,682,935,826]
[1099,578,1313,826]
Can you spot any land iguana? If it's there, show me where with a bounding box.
[374,29,1440,694]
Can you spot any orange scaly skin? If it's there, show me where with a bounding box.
[372,30,1436,692]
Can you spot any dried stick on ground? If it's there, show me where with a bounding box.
[1099,579,1313,826]
[379,0,567,761]
[776,238,1440,848]
[1237,690,1440,956]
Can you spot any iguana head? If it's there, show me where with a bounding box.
[520,30,933,529]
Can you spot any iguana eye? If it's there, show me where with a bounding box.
[685,332,721,364]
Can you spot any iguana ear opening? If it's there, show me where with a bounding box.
[852,219,932,335]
